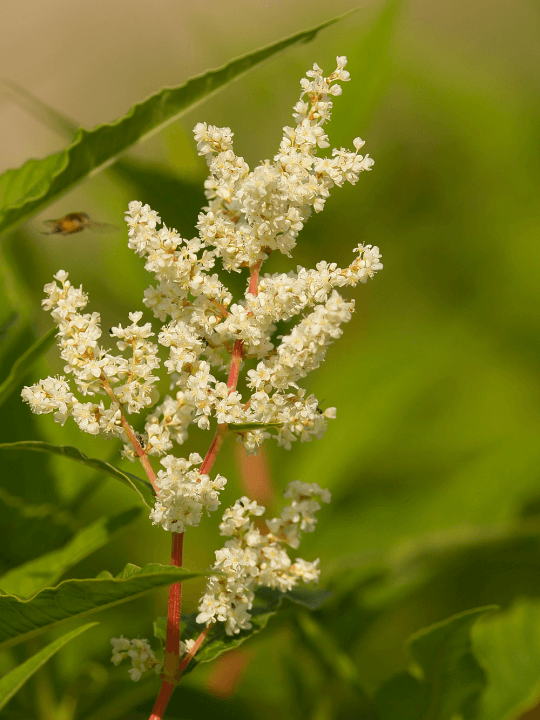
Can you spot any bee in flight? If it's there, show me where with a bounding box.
[41,212,117,236]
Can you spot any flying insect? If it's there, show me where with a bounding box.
[41,212,117,236]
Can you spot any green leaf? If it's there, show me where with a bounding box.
[375,607,497,720]
[0,562,204,650]
[0,326,56,407]
[0,441,155,507]
[294,610,374,708]
[285,587,332,610]
[112,158,206,239]
[227,421,283,431]
[473,599,540,720]
[0,622,97,712]
[346,0,401,128]
[0,10,354,237]
[0,507,141,598]
[153,616,167,644]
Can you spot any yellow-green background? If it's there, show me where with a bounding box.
[1,1,539,717]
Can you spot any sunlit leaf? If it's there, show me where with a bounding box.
[0,563,205,650]
[375,607,497,720]
[0,507,141,598]
[0,326,56,407]
[0,622,97,711]
[0,10,355,236]
[473,599,540,720]
[0,441,155,507]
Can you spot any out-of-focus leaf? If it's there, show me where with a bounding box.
[0,563,205,650]
[347,0,401,127]
[0,622,97,711]
[0,441,155,507]
[295,611,374,710]
[0,485,74,571]
[0,507,141,598]
[285,587,332,610]
[375,607,497,720]
[1,79,78,138]
[153,616,167,644]
[86,682,254,720]
[0,11,354,237]
[0,485,72,530]
[111,158,205,238]
[473,599,540,720]
[0,326,56,407]
[0,241,32,357]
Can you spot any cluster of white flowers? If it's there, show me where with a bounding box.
[193,56,373,273]
[110,636,162,682]
[110,635,196,681]
[149,452,227,532]
[196,481,330,635]
[21,272,160,438]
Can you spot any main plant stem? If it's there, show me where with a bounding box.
[150,260,262,720]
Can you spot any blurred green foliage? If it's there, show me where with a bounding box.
[0,1,539,718]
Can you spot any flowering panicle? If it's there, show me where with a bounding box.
[196,482,330,635]
[149,452,227,532]
[21,273,160,438]
[22,57,383,678]
[192,57,373,276]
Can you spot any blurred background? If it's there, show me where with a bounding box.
[1,0,539,718]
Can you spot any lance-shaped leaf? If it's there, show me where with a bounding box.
[0,441,155,507]
[375,606,497,720]
[0,327,57,407]
[0,11,354,237]
[0,622,97,712]
[0,563,205,650]
[0,507,141,598]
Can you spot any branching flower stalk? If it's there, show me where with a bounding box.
[22,56,382,719]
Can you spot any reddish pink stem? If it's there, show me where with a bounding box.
[165,533,184,656]
[248,260,262,296]
[200,424,229,475]
[227,339,244,391]
[149,680,175,720]
[177,626,211,678]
